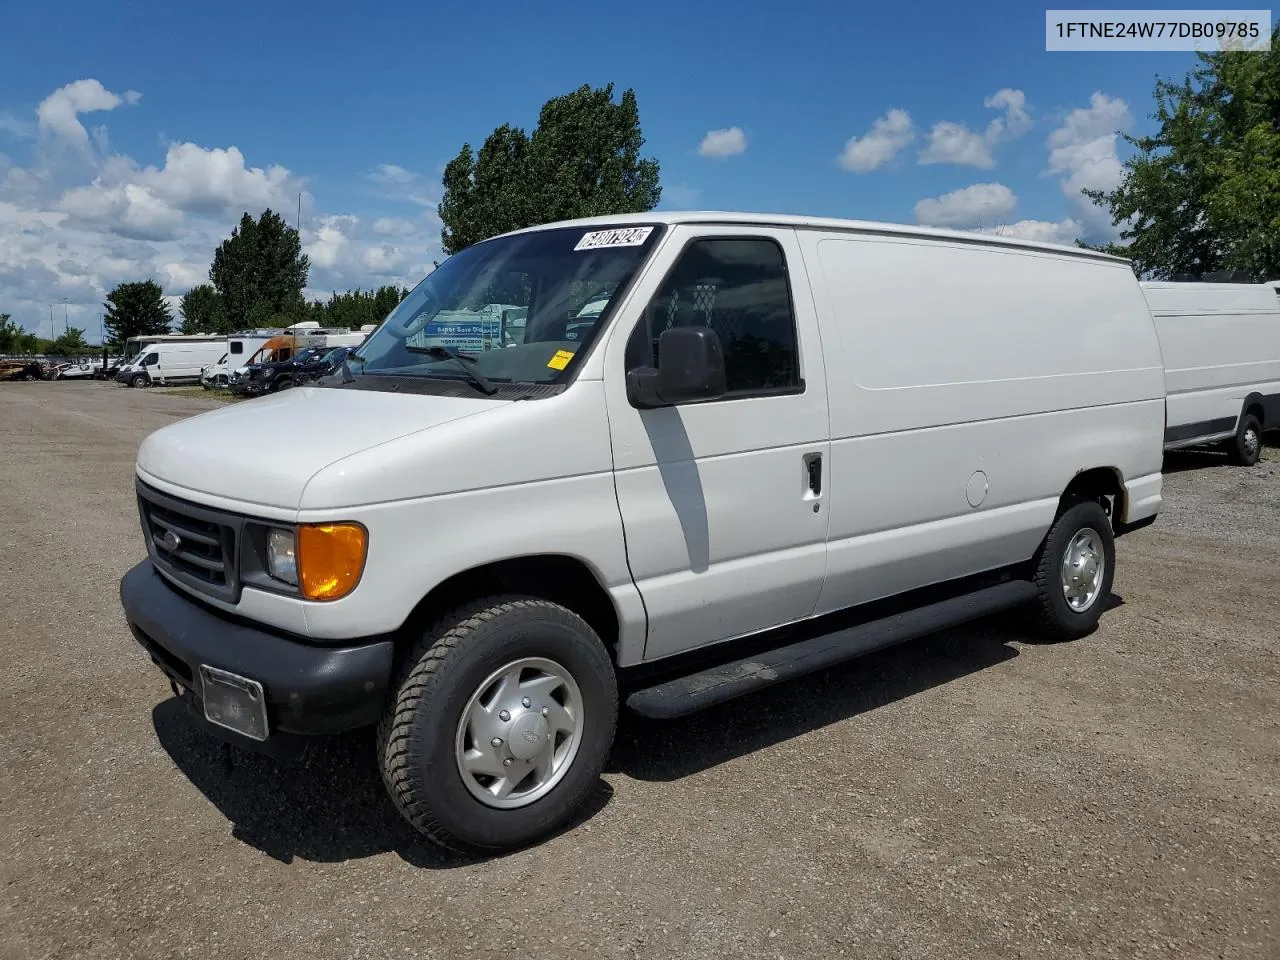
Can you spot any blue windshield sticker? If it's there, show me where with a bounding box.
[574,226,654,251]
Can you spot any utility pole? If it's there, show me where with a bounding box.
[297,192,301,233]
[62,298,70,337]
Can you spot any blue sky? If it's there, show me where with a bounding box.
[1,0,1202,340]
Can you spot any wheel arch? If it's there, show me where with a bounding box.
[1061,466,1126,523]
[398,554,621,664]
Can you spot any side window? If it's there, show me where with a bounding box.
[229,342,243,354]
[142,353,158,367]
[626,237,801,396]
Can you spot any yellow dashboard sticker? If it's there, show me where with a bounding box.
[547,350,575,371]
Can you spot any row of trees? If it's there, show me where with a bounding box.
[0,314,90,356]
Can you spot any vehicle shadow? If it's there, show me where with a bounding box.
[1162,449,1231,473]
[152,599,1119,865]
[150,699,612,868]
[608,617,1027,782]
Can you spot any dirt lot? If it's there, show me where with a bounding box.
[2,381,1277,960]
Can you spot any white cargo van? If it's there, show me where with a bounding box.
[120,213,1165,853]
[116,337,226,388]
[1142,281,1280,465]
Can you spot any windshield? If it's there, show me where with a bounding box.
[346,224,661,393]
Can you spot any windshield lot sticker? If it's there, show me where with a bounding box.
[574,227,653,251]
[547,350,575,370]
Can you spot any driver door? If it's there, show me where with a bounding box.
[603,225,831,661]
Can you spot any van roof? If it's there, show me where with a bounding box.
[497,211,1130,264]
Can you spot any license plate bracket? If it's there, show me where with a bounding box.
[199,665,269,741]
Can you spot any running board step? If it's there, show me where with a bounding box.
[625,579,1038,720]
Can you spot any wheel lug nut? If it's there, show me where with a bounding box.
[522,697,531,708]
[490,737,502,748]
[503,758,513,767]
[499,710,510,722]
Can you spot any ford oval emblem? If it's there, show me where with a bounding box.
[160,529,182,553]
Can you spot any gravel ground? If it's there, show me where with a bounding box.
[2,381,1277,960]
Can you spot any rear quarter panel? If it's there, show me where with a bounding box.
[801,230,1164,615]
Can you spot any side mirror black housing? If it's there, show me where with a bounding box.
[626,326,727,408]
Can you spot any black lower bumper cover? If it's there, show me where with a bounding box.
[120,560,394,743]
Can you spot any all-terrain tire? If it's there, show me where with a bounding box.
[377,597,617,855]
[1031,498,1116,642]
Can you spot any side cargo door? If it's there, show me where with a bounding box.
[602,225,832,662]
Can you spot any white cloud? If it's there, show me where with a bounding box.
[36,79,140,147]
[914,182,1017,227]
[369,163,417,184]
[974,218,1083,245]
[919,88,1031,168]
[919,122,994,168]
[139,143,298,216]
[1045,92,1131,237]
[371,216,416,237]
[984,88,1031,139]
[0,80,441,338]
[839,109,914,172]
[698,127,746,158]
[0,112,34,139]
[58,180,184,240]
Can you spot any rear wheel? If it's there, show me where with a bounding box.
[1031,499,1115,641]
[1226,412,1262,466]
[377,597,617,854]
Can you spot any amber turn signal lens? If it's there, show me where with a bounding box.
[297,523,367,601]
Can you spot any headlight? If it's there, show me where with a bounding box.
[297,523,368,601]
[266,529,297,585]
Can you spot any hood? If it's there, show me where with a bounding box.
[137,386,505,510]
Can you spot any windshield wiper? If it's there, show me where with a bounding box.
[405,345,498,395]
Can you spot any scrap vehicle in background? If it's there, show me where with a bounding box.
[0,359,48,381]
[232,345,356,396]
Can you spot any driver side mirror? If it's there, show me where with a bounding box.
[626,326,727,409]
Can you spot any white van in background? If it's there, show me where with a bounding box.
[201,330,284,388]
[116,337,227,388]
[121,212,1165,854]
[1141,281,1280,465]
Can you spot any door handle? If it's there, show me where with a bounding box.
[805,452,823,497]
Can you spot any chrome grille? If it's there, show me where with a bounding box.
[137,482,241,602]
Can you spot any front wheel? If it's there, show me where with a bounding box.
[377,597,617,854]
[1031,499,1116,641]
[1226,413,1262,466]
[130,373,148,389]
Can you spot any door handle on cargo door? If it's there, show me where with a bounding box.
[804,452,823,498]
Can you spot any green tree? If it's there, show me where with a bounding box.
[210,209,310,327]
[103,280,172,346]
[179,284,227,334]
[47,327,90,356]
[1086,26,1280,279]
[439,83,662,255]
[309,285,409,329]
[0,313,24,353]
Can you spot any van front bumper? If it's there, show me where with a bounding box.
[120,560,394,751]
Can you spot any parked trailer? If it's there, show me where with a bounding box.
[1141,280,1280,465]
